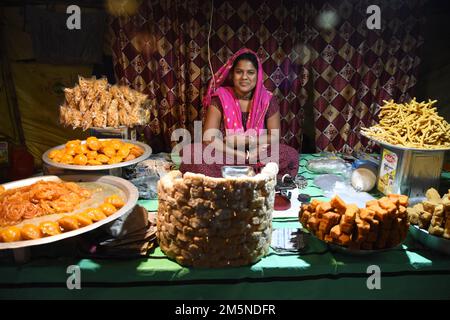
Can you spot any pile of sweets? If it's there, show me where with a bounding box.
[407,188,450,239]
[299,194,409,250]
[157,163,278,268]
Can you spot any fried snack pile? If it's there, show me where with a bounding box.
[0,181,92,227]
[407,188,450,239]
[60,76,150,130]
[361,98,450,149]
[48,136,144,165]
[299,195,409,250]
[0,195,125,243]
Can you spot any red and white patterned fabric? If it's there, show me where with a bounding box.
[110,0,310,152]
[110,0,424,153]
[309,0,424,153]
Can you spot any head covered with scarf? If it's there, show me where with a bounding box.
[202,48,273,135]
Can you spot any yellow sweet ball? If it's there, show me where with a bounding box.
[83,208,107,222]
[105,194,125,208]
[64,147,77,156]
[108,156,123,165]
[124,154,136,161]
[98,203,117,216]
[86,150,98,159]
[60,154,74,164]
[117,146,130,159]
[65,139,81,149]
[0,226,22,242]
[87,159,102,165]
[73,154,88,165]
[100,140,111,148]
[39,221,61,236]
[48,149,62,159]
[110,139,123,151]
[75,144,89,155]
[96,154,110,163]
[86,137,101,151]
[102,146,116,158]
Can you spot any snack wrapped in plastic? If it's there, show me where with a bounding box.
[306,158,351,176]
[59,76,151,130]
[122,154,175,199]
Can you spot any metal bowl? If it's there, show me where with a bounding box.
[221,166,255,178]
[308,231,402,255]
[0,175,138,250]
[360,131,450,152]
[409,225,450,255]
[42,139,152,171]
[327,241,401,256]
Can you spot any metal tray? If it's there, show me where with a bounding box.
[42,139,152,171]
[360,131,450,152]
[327,241,401,255]
[308,231,402,255]
[409,225,450,255]
[0,175,138,250]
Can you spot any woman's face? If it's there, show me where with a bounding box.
[231,59,257,96]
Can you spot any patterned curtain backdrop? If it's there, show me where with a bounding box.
[309,0,425,153]
[110,0,311,152]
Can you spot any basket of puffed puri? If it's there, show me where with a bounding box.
[156,163,278,268]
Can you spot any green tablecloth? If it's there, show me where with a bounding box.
[1,154,449,299]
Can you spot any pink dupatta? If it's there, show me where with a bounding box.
[202,48,273,135]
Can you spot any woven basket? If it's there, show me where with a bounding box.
[157,163,278,268]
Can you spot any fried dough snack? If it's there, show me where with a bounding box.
[60,76,150,130]
[0,181,92,227]
[361,98,450,149]
[300,195,409,250]
[407,188,450,239]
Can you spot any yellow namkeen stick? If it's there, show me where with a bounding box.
[361,98,450,149]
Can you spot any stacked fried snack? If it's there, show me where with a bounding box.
[299,194,409,250]
[157,165,277,268]
[407,188,450,239]
[361,98,450,149]
[60,76,150,130]
[0,194,125,243]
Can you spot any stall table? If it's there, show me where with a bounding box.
[1,154,449,299]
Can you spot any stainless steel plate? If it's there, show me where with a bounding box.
[42,139,152,171]
[308,231,402,255]
[0,175,138,250]
[327,241,401,256]
[221,166,255,178]
[409,224,450,255]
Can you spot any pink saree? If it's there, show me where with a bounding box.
[203,48,272,135]
[180,48,299,178]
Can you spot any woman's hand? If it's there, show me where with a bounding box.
[225,134,248,149]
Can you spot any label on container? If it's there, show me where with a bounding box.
[377,149,398,194]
